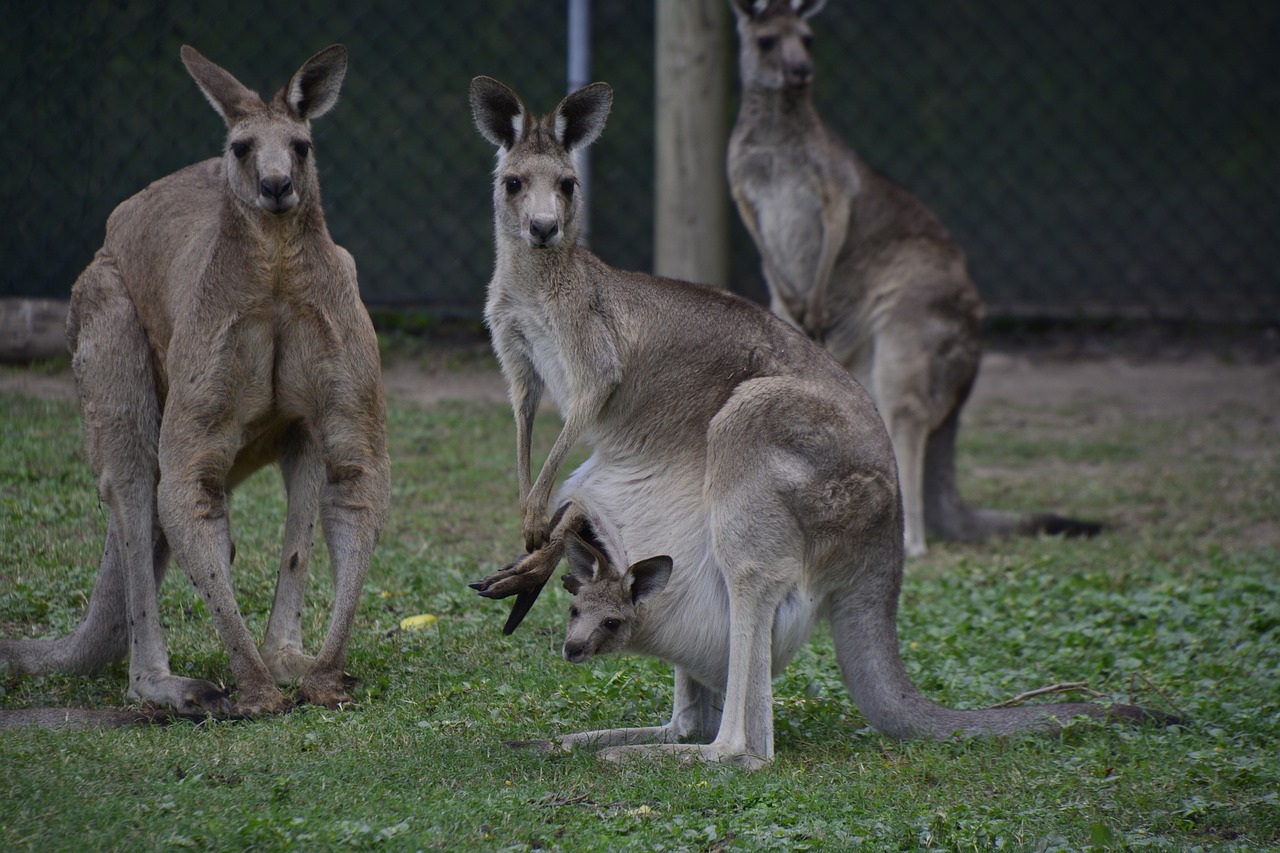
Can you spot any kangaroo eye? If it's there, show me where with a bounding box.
[560,178,575,199]
[505,177,523,195]
[603,619,621,633]
[802,35,815,50]
[757,36,778,51]
[569,606,579,619]
[230,140,251,159]
[293,140,311,158]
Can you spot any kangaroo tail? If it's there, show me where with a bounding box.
[0,706,193,730]
[922,400,1103,543]
[0,527,132,676]
[828,573,1175,740]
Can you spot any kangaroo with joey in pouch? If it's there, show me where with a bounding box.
[0,45,390,726]
[728,0,1102,557]
[467,76,1172,768]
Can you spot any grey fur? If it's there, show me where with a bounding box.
[0,45,390,724]
[727,0,1101,555]
[469,77,1169,767]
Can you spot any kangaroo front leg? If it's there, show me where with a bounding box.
[802,191,851,343]
[259,429,324,684]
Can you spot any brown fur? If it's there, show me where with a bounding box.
[468,76,1172,768]
[0,45,390,722]
[727,0,1101,555]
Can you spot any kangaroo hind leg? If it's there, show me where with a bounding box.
[66,257,230,715]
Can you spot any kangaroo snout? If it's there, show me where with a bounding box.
[529,215,560,247]
[260,175,295,210]
[786,60,812,86]
[563,641,590,663]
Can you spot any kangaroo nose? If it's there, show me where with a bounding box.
[563,641,586,663]
[529,216,560,245]
[260,176,293,201]
[789,61,812,83]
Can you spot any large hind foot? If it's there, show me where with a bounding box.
[126,674,234,718]
[298,668,358,709]
[597,743,768,771]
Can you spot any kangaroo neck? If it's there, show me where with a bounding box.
[494,234,589,298]
[738,84,822,137]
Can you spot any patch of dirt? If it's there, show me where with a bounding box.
[970,352,1280,421]
[3,347,1277,424]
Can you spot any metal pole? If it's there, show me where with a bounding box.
[568,0,592,241]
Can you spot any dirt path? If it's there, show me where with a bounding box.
[4,349,1277,423]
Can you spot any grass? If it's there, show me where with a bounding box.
[1,350,1277,851]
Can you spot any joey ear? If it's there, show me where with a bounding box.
[562,530,607,594]
[553,82,612,152]
[470,76,528,151]
[626,556,673,604]
[181,45,263,125]
[284,44,347,121]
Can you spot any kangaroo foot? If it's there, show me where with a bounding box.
[127,674,234,718]
[597,743,768,771]
[298,669,357,709]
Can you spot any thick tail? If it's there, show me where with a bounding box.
[828,580,1176,740]
[922,400,1103,543]
[0,707,194,730]
[0,527,132,675]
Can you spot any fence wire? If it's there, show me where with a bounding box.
[2,0,1277,323]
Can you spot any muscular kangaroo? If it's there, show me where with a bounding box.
[467,77,1170,767]
[727,0,1101,556]
[0,45,390,723]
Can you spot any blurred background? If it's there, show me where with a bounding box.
[2,0,1277,327]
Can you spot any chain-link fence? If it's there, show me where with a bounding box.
[3,1,1277,323]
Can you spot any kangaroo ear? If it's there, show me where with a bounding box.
[626,556,673,604]
[181,45,263,125]
[471,76,528,151]
[553,82,612,152]
[729,0,767,19]
[794,0,828,19]
[562,530,607,594]
[284,44,347,121]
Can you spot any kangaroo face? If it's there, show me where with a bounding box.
[559,532,673,664]
[181,44,346,218]
[224,110,316,215]
[495,148,579,249]
[733,0,827,92]
[740,13,816,91]
[562,581,638,663]
[470,75,612,250]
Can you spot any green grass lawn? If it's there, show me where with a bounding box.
[1,352,1277,851]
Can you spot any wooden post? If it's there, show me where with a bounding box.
[654,0,730,288]
[0,298,68,362]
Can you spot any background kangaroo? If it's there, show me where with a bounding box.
[727,0,1101,556]
[0,45,390,722]
[468,76,1170,768]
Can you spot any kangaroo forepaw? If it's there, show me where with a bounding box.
[470,549,559,600]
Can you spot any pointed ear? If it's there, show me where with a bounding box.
[283,44,347,121]
[729,0,767,20]
[561,530,606,595]
[180,45,263,125]
[553,82,612,152]
[626,556,673,604]
[470,76,528,151]
[794,0,828,19]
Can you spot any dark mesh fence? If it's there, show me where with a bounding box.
[3,1,1277,323]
